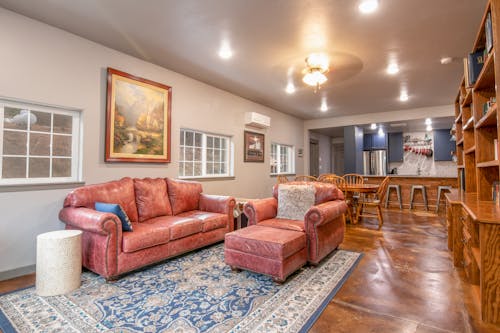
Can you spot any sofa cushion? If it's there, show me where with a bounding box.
[166,178,203,215]
[257,218,305,232]
[272,181,344,205]
[276,184,315,221]
[63,177,139,222]
[122,221,170,253]
[95,202,133,231]
[134,178,172,222]
[142,215,203,241]
[178,210,227,232]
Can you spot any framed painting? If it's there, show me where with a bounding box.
[105,68,172,163]
[244,131,265,162]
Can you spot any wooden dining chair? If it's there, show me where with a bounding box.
[320,175,355,223]
[342,173,364,202]
[294,175,318,182]
[317,173,336,182]
[276,175,289,184]
[355,176,390,229]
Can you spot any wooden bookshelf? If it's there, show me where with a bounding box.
[450,0,500,326]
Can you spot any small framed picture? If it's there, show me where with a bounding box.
[244,131,265,162]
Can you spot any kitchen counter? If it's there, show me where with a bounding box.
[363,175,458,211]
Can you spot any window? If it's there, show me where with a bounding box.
[179,129,233,178]
[0,98,82,186]
[271,143,295,174]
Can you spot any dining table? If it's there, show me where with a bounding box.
[341,183,380,224]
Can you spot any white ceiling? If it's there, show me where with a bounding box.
[0,0,487,121]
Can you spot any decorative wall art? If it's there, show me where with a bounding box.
[105,68,172,163]
[244,131,265,162]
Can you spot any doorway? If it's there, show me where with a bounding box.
[309,139,319,177]
[332,142,344,175]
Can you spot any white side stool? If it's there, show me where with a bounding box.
[36,230,82,296]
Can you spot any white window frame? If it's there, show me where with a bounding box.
[270,142,295,175]
[179,128,234,179]
[0,97,82,186]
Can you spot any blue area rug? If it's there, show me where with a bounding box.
[0,244,362,332]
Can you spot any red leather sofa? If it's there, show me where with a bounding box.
[243,181,347,265]
[59,177,235,279]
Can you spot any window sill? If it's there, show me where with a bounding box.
[0,181,85,193]
[178,176,235,182]
[270,173,296,177]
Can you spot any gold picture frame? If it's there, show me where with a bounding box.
[105,68,172,163]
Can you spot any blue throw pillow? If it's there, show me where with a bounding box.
[95,202,133,232]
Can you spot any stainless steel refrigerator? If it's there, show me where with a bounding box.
[363,150,387,175]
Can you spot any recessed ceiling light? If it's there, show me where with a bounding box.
[370,123,377,130]
[285,82,296,94]
[399,90,409,102]
[359,0,379,14]
[320,99,328,112]
[426,125,433,132]
[218,41,233,59]
[387,63,399,75]
[425,118,432,125]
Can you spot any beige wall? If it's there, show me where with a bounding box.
[0,8,304,277]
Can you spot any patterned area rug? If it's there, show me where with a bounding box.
[0,244,362,333]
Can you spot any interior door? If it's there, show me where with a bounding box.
[309,139,319,177]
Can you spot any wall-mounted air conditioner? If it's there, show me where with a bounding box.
[244,112,270,129]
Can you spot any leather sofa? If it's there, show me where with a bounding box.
[59,177,235,279]
[243,181,347,265]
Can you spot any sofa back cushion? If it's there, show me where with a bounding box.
[63,177,139,222]
[273,181,344,205]
[134,178,172,222]
[166,178,203,215]
[276,184,316,220]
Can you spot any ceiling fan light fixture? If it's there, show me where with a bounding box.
[359,0,379,14]
[302,53,329,91]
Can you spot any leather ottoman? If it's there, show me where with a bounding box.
[224,225,307,282]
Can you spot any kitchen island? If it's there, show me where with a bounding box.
[363,175,458,212]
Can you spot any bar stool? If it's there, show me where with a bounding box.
[435,185,452,213]
[410,185,428,211]
[384,184,402,209]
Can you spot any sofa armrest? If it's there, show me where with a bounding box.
[199,194,236,215]
[304,200,347,229]
[244,197,278,225]
[59,207,122,236]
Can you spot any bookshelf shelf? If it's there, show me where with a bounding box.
[457,137,464,146]
[477,160,499,167]
[458,164,465,169]
[465,146,476,154]
[463,117,475,131]
[461,89,472,106]
[475,103,497,128]
[474,48,495,90]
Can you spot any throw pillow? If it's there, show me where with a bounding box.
[276,184,315,221]
[95,202,133,231]
[134,178,172,222]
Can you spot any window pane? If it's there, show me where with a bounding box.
[220,138,227,150]
[214,149,220,161]
[221,163,226,174]
[185,147,194,161]
[2,157,26,178]
[214,137,220,148]
[207,148,214,161]
[186,131,194,146]
[194,162,202,176]
[53,135,72,156]
[179,147,185,161]
[4,107,28,130]
[53,114,72,134]
[29,158,50,178]
[178,161,185,176]
[195,133,202,147]
[3,131,27,155]
[31,111,51,132]
[207,136,213,148]
[194,147,202,161]
[30,133,50,156]
[185,162,193,176]
[206,162,213,175]
[52,158,71,177]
